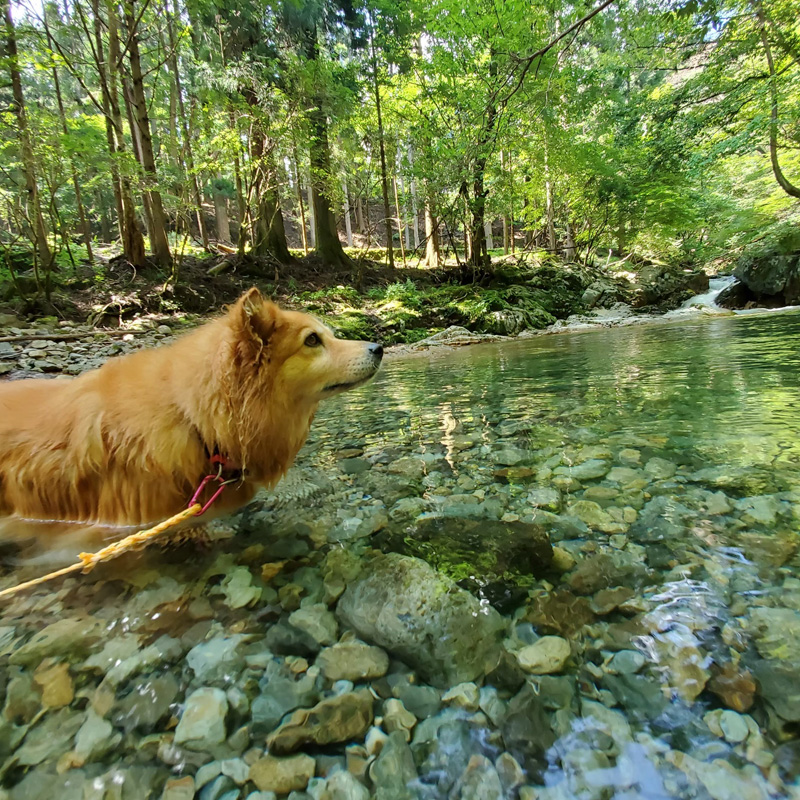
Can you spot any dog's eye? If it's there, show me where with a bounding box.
[305,332,322,348]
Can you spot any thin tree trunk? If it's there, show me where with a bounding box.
[91,0,123,235]
[166,0,210,249]
[124,0,171,267]
[246,94,291,263]
[393,176,407,267]
[45,13,93,263]
[370,27,394,268]
[3,0,52,271]
[301,24,349,266]
[400,176,411,250]
[756,6,800,198]
[467,52,498,269]
[408,144,420,249]
[423,197,440,268]
[484,219,494,251]
[342,181,353,247]
[564,216,576,262]
[355,195,365,235]
[227,109,246,251]
[293,149,308,255]
[305,166,316,249]
[103,0,145,265]
[500,150,509,254]
[213,190,231,243]
[122,77,155,239]
[544,141,556,253]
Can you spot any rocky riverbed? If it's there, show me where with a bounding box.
[0,308,799,800]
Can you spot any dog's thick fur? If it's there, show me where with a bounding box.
[0,289,382,536]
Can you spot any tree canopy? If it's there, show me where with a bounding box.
[1,0,798,302]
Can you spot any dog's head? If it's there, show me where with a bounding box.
[229,288,383,403]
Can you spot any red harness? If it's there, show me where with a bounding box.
[188,452,242,515]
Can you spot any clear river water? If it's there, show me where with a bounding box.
[0,309,799,800]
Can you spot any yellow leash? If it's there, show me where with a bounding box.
[0,503,203,600]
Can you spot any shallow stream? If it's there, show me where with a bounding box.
[1,309,799,799]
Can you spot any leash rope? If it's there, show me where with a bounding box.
[0,455,242,600]
[0,503,204,600]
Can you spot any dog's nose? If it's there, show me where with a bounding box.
[369,343,384,361]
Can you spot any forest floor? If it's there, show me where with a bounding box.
[0,246,709,345]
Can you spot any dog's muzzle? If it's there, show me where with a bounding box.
[368,343,384,365]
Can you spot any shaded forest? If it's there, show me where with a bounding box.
[0,0,798,331]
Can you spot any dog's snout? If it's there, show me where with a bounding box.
[369,343,384,361]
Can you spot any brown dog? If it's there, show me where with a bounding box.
[0,288,382,538]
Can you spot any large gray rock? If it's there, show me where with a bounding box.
[336,554,505,687]
[733,248,800,306]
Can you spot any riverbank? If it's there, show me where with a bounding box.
[0,249,713,348]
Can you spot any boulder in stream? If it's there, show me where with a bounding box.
[337,553,505,687]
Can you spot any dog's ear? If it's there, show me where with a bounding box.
[231,288,278,352]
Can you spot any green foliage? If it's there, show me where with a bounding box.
[2,0,798,311]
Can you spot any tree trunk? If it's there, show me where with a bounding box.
[92,0,122,233]
[467,53,498,270]
[371,27,394,268]
[484,219,494,251]
[398,172,411,250]
[213,190,231,243]
[393,176,407,267]
[305,166,316,249]
[291,146,308,254]
[756,6,800,198]
[103,0,145,266]
[45,13,93,264]
[355,195,366,235]
[305,27,350,267]
[228,108,246,251]
[564,217,576,262]
[342,181,353,247]
[616,208,626,256]
[124,0,172,267]
[166,1,210,249]
[423,198,440,268]
[308,108,349,264]
[408,144,420,249]
[544,143,556,254]
[122,78,155,239]
[3,0,52,271]
[247,98,292,264]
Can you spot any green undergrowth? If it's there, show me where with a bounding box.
[291,260,588,344]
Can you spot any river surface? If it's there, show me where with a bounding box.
[0,310,799,799]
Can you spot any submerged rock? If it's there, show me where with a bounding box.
[569,552,652,595]
[375,517,553,608]
[370,730,418,800]
[337,554,505,687]
[707,662,756,713]
[249,754,315,794]
[525,589,595,637]
[265,689,374,754]
[10,617,102,665]
[251,660,319,734]
[186,636,246,684]
[516,636,571,675]
[174,688,228,750]
[316,642,389,682]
